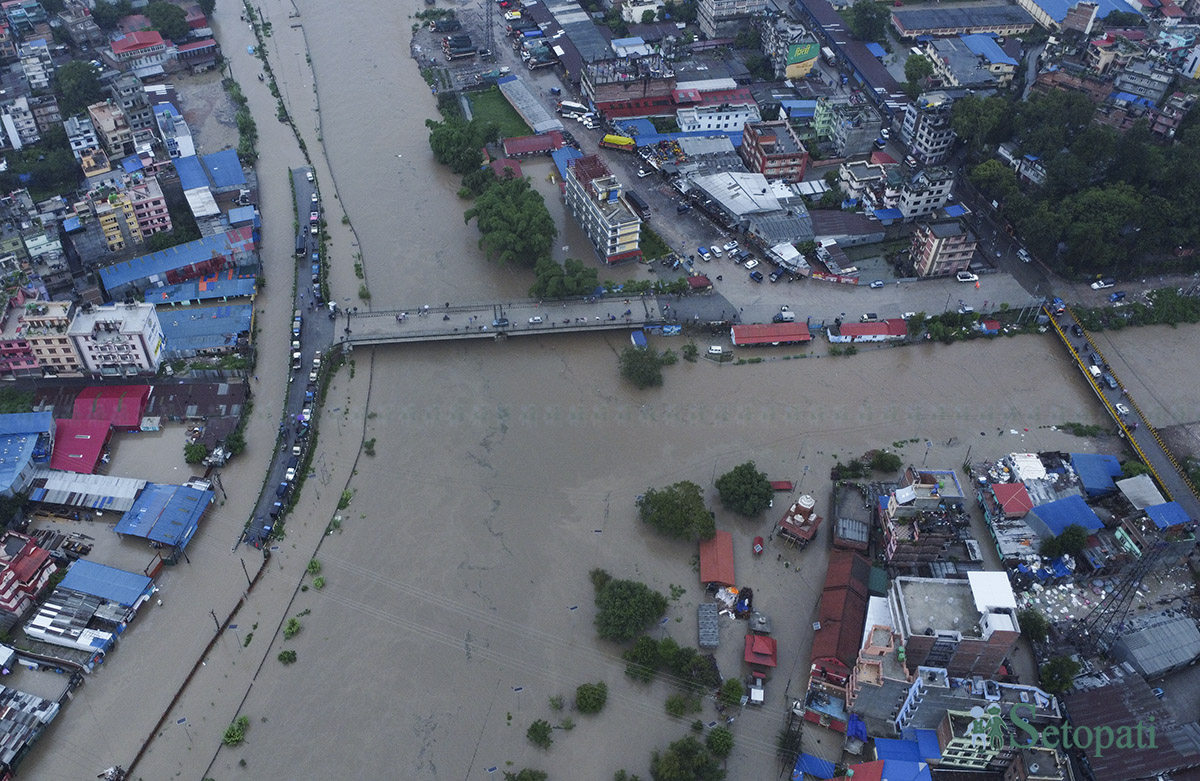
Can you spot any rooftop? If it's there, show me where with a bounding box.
[891,577,981,636]
[113,482,213,549]
[745,120,804,155]
[892,4,1035,31]
[97,225,255,290]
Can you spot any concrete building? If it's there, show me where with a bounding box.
[67,302,164,376]
[79,147,112,180]
[109,72,154,133]
[838,160,888,202]
[22,300,82,375]
[0,98,38,149]
[0,413,53,498]
[923,35,1018,88]
[891,5,1036,38]
[753,12,815,79]
[57,1,107,48]
[677,101,760,132]
[621,0,664,24]
[740,120,809,182]
[27,95,59,135]
[127,175,170,237]
[88,190,143,252]
[1109,611,1200,679]
[887,572,1021,678]
[108,30,168,72]
[151,103,194,158]
[87,101,133,158]
[898,167,954,220]
[64,115,99,162]
[0,294,36,376]
[0,530,57,632]
[698,0,768,38]
[911,215,976,277]
[17,38,51,92]
[581,56,676,119]
[902,92,957,165]
[563,155,643,264]
[814,96,884,157]
[686,170,815,245]
[1114,58,1175,104]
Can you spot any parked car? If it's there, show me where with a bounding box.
[1115,403,1130,415]
[1070,324,1084,338]
[1017,248,1031,263]
[1152,687,1164,699]
[1102,373,1119,390]
[310,210,320,222]
[676,204,691,214]
[873,137,887,149]
[275,482,289,497]
[956,271,979,283]
[744,259,759,269]
[710,245,723,258]
[860,313,878,323]
[869,280,885,289]
[1109,291,1127,302]
[749,270,764,282]
[285,467,296,482]
[306,171,314,182]
[697,246,711,260]
[637,169,651,178]
[528,316,543,324]
[707,346,723,355]
[769,270,785,283]
[723,240,739,252]
[1091,278,1115,290]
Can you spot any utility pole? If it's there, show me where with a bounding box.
[210,609,220,633]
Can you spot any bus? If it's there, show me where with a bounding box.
[295,232,306,257]
[556,100,589,117]
[625,190,650,220]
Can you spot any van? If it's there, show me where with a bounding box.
[860,313,878,323]
[708,346,723,355]
[775,310,796,322]
[1017,248,1031,263]
[1088,365,1102,379]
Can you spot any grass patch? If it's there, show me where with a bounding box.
[1058,422,1108,437]
[467,86,532,138]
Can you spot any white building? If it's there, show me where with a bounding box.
[698,0,768,38]
[898,167,954,221]
[563,155,643,264]
[67,302,164,376]
[18,39,53,92]
[0,98,39,149]
[901,92,957,165]
[677,102,760,133]
[64,115,99,162]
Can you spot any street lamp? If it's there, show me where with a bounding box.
[344,306,358,335]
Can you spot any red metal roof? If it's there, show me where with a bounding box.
[743,634,778,667]
[489,158,523,178]
[176,39,217,53]
[671,88,701,104]
[698,530,735,586]
[686,275,711,289]
[8,538,49,584]
[870,151,897,165]
[73,385,151,428]
[730,323,811,346]
[111,30,164,55]
[769,480,794,491]
[49,418,110,474]
[825,760,884,781]
[501,131,564,157]
[991,483,1033,518]
[810,550,872,669]
[838,319,906,337]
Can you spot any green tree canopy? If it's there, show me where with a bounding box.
[593,575,669,643]
[619,345,671,389]
[904,54,933,86]
[146,1,189,40]
[90,0,132,31]
[529,257,599,299]
[1039,655,1081,694]
[1018,608,1050,644]
[463,176,556,267]
[870,451,902,472]
[714,461,772,517]
[526,719,553,749]
[706,726,734,759]
[575,681,608,713]
[650,736,726,781]
[56,61,105,115]
[639,481,715,539]
[504,771,548,781]
[197,0,216,17]
[848,0,889,42]
[951,94,1007,153]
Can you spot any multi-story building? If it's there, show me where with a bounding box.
[17,38,51,92]
[0,20,16,62]
[0,293,36,376]
[698,0,767,38]
[677,101,760,133]
[89,190,143,252]
[21,300,80,376]
[64,114,99,162]
[108,30,167,72]
[814,96,884,157]
[79,146,111,179]
[152,103,194,158]
[910,216,977,277]
[898,166,954,220]
[27,94,59,135]
[67,302,164,376]
[0,97,38,149]
[753,12,814,79]
[4,0,49,39]
[886,572,1021,678]
[109,72,154,133]
[901,92,957,165]
[127,175,171,237]
[740,120,809,182]
[563,155,642,264]
[1114,58,1175,104]
[57,1,106,48]
[87,101,133,158]
[923,35,1017,88]
[581,56,675,119]
[838,160,888,202]
[621,0,664,24]
[0,530,57,632]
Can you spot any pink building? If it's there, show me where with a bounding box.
[0,531,57,631]
[0,293,40,376]
[129,175,171,236]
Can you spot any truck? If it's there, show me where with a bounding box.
[429,17,461,32]
[292,310,302,337]
[445,48,477,61]
[599,134,636,152]
[625,190,650,220]
[821,46,836,65]
[772,310,796,323]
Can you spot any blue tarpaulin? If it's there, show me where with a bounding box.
[59,560,152,607]
[1147,502,1191,530]
[1071,452,1123,496]
[1027,495,1104,538]
[791,753,836,781]
[865,42,887,58]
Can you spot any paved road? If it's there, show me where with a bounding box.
[242,166,335,547]
[1051,307,1200,520]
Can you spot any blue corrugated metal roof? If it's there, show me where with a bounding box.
[59,560,153,607]
[228,205,256,225]
[780,99,817,119]
[114,483,212,548]
[99,229,253,290]
[1026,0,1139,22]
[791,753,836,781]
[1147,501,1191,530]
[876,737,921,761]
[1031,495,1104,536]
[1071,452,1123,496]
[174,154,207,191]
[914,728,942,760]
[63,215,82,232]
[944,203,967,217]
[551,146,584,181]
[0,412,52,436]
[146,276,257,305]
[874,208,904,220]
[121,155,144,174]
[961,34,1018,66]
[865,42,887,58]
[160,304,252,351]
[201,149,246,189]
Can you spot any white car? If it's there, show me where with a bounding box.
[710,245,723,258]
[1115,403,1130,415]
[284,467,296,482]
[1091,278,1115,290]
[305,171,314,182]
[744,259,759,269]
[637,169,651,178]
[528,316,543,324]
[723,240,739,252]
[956,271,979,283]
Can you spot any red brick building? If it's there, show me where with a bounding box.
[740,120,809,182]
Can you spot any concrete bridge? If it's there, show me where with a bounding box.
[337,296,669,346]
